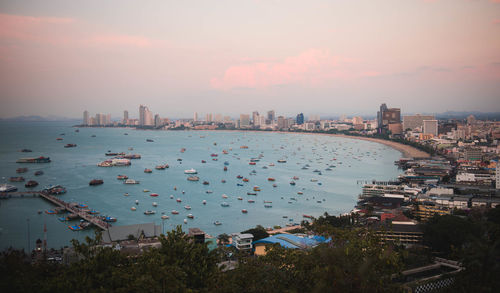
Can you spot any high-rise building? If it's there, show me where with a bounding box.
[95,113,106,126]
[193,112,198,122]
[139,105,146,126]
[267,110,275,124]
[206,113,213,122]
[154,114,162,127]
[240,114,250,128]
[215,113,223,123]
[403,114,435,131]
[105,114,111,125]
[83,110,89,125]
[139,105,154,126]
[123,110,129,124]
[377,103,400,133]
[277,116,288,130]
[423,120,438,136]
[296,113,304,125]
[252,111,260,126]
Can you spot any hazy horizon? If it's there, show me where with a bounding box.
[1,0,499,118]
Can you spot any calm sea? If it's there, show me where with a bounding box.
[0,121,401,250]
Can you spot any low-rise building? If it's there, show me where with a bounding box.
[232,233,253,251]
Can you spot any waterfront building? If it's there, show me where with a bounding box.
[83,110,89,125]
[377,103,400,133]
[423,120,438,136]
[123,110,129,124]
[215,113,223,122]
[296,113,304,125]
[403,114,435,131]
[206,113,213,122]
[154,114,162,128]
[267,110,275,124]
[277,116,289,130]
[240,114,250,128]
[139,105,153,126]
[304,122,316,131]
[193,112,198,122]
[252,111,260,126]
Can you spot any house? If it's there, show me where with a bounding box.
[232,233,254,251]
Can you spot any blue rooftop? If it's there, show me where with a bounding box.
[253,233,330,249]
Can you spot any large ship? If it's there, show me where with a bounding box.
[16,156,51,163]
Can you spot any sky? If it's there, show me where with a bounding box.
[0,0,499,119]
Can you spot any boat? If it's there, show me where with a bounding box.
[34,170,44,176]
[9,176,25,182]
[135,200,139,205]
[150,193,159,197]
[268,178,275,181]
[122,154,141,159]
[44,185,66,195]
[187,176,199,181]
[144,168,153,173]
[247,192,257,195]
[264,204,272,208]
[253,186,261,192]
[248,199,255,203]
[64,144,77,148]
[277,159,286,163]
[152,202,158,207]
[25,180,38,188]
[243,178,249,182]
[45,210,57,214]
[222,194,228,198]
[117,174,128,180]
[214,221,222,225]
[203,181,209,185]
[176,198,182,202]
[143,189,150,192]
[206,190,213,194]
[236,175,243,179]
[131,207,136,211]
[211,153,218,157]
[290,181,296,185]
[264,200,272,203]
[303,214,313,218]
[220,202,229,207]
[292,176,299,180]
[269,163,275,166]
[146,139,154,142]
[241,209,248,213]
[240,145,248,149]
[56,137,63,141]
[69,225,82,231]
[180,148,186,153]
[16,156,51,163]
[187,214,194,219]
[0,184,17,192]
[310,179,318,182]
[237,197,243,200]
[223,166,228,171]
[124,179,139,184]
[97,161,113,167]
[202,200,207,205]
[91,135,96,137]
[155,164,169,170]
[161,215,169,219]
[16,168,28,173]
[144,210,156,215]
[297,191,303,195]
[105,152,118,156]
[237,183,244,186]
[177,158,183,161]
[201,160,206,163]
[103,216,117,222]
[171,210,179,214]
[184,169,197,174]
[184,205,191,210]
[89,179,104,186]
[20,149,32,152]
[249,162,256,165]
[170,195,174,199]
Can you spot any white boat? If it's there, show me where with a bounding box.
[124,179,139,184]
[135,200,139,205]
[184,169,197,174]
[222,194,228,198]
[0,184,17,192]
[221,202,229,207]
[183,219,188,224]
[184,205,191,210]
[144,210,156,215]
[152,202,158,207]
[131,207,136,211]
[202,200,207,205]
[161,215,169,220]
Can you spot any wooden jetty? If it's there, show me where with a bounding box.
[0,191,110,230]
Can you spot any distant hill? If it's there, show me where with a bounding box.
[435,111,500,121]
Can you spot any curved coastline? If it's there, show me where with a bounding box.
[203,129,430,159]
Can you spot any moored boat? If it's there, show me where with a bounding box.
[89,179,104,186]
[16,168,28,173]
[0,184,17,192]
[117,174,128,180]
[34,170,44,176]
[144,168,153,173]
[16,156,51,163]
[124,179,139,184]
[144,210,156,215]
[187,176,199,181]
[241,209,248,213]
[9,176,25,182]
[25,180,38,188]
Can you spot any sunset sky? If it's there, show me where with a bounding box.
[1,0,499,119]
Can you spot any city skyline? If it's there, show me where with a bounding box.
[1,0,500,118]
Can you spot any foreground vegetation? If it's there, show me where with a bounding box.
[1,207,499,292]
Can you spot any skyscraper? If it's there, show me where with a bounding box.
[139,105,153,126]
[252,111,260,126]
[139,105,146,126]
[83,110,89,125]
[123,110,129,125]
[240,114,250,128]
[423,120,438,136]
[193,112,198,122]
[267,110,275,124]
[296,113,304,125]
[277,116,288,130]
[377,103,400,133]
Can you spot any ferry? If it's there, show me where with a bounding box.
[16,156,51,163]
[184,169,197,174]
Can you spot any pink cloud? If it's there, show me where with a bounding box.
[493,19,500,25]
[0,13,74,43]
[83,34,153,48]
[211,49,355,90]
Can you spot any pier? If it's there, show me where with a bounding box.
[0,191,110,230]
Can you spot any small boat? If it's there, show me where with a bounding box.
[144,169,153,173]
[25,180,38,188]
[56,137,63,141]
[253,186,261,192]
[187,214,194,219]
[277,159,286,163]
[248,199,255,203]
[264,204,272,208]
[146,139,154,142]
[214,221,222,225]
[292,176,299,180]
[223,166,228,171]
[103,216,117,222]
[180,148,186,153]
[152,202,158,207]
[64,144,77,148]
[69,225,82,231]
[201,160,206,163]
[45,209,57,214]
[117,174,128,180]
[9,177,25,182]
[303,214,313,218]
[144,210,156,215]
[272,184,277,188]
[91,135,96,137]
[184,169,197,174]
[34,170,44,176]
[206,190,213,194]
[241,209,248,213]
[161,215,169,219]
[247,192,257,195]
[264,200,272,203]
[236,175,243,179]
[237,183,244,186]
[177,158,182,161]
[124,179,139,184]
[237,197,243,200]
[170,195,174,199]
[155,164,169,170]
[203,181,209,185]
[202,200,207,205]
[20,149,32,152]
[176,198,182,202]
[249,162,256,165]
[222,194,228,199]
[269,163,275,166]
[290,181,296,185]
[297,191,304,195]
[171,210,179,214]
[221,179,226,183]
[310,179,318,182]
[267,178,275,181]
[16,168,28,173]
[187,176,199,181]
[89,179,103,186]
[220,202,229,207]
[243,178,249,182]
[184,205,191,210]
[131,207,136,211]
[150,193,159,197]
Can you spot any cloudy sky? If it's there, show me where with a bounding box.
[0,0,499,119]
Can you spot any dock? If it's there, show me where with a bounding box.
[0,191,110,230]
